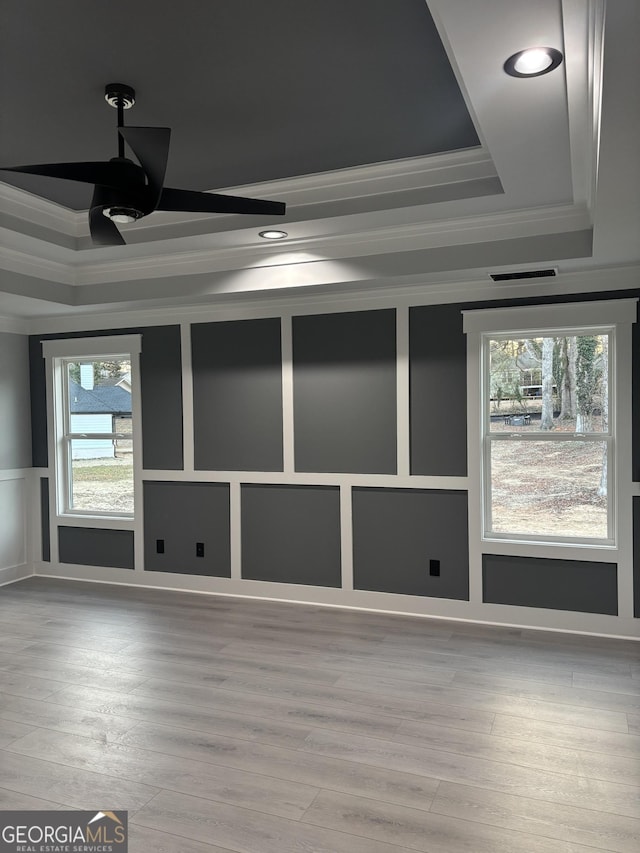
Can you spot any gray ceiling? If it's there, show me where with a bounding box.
[0,0,479,210]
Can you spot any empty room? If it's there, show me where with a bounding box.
[0,1,638,852]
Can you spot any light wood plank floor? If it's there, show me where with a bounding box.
[0,577,638,852]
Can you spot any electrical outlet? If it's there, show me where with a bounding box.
[429,559,440,577]
[196,542,205,558]
[156,539,165,554]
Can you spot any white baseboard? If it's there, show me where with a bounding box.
[32,561,640,641]
[0,563,33,587]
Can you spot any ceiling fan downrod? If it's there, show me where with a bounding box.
[105,83,136,158]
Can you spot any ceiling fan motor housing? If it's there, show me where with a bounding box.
[104,83,136,109]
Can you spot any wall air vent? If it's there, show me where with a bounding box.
[489,268,557,282]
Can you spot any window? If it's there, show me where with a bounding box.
[43,336,141,518]
[485,330,612,543]
[463,299,636,548]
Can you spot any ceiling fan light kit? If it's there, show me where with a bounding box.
[0,83,286,246]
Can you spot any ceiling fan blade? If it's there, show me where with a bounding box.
[89,206,126,246]
[118,127,171,205]
[157,187,286,216]
[0,161,130,189]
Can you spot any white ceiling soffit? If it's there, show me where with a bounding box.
[1,0,634,320]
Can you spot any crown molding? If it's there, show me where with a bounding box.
[25,263,640,336]
[0,146,496,244]
[0,245,74,285]
[0,314,28,334]
[0,182,79,236]
[1,201,588,288]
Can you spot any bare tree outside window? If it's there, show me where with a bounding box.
[487,332,610,541]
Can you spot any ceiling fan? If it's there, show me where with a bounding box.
[0,84,286,246]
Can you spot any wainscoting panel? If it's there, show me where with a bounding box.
[241,484,341,587]
[352,487,469,599]
[483,554,618,615]
[58,526,135,570]
[0,476,26,573]
[143,480,231,577]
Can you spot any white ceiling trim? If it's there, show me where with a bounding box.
[74,203,590,286]
[562,0,605,211]
[26,263,640,336]
[0,182,79,236]
[0,146,495,241]
[0,201,589,288]
[0,245,73,285]
[0,314,28,334]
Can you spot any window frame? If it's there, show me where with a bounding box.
[463,298,636,553]
[43,335,142,521]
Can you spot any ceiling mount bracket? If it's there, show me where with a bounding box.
[104,83,136,110]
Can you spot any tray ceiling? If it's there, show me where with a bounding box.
[0,0,638,321]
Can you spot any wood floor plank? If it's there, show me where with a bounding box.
[431,780,640,853]
[0,670,65,701]
[132,788,419,853]
[301,788,604,853]
[395,717,640,785]
[331,672,630,731]
[491,712,640,757]
[572,671,640,695]
[0,692,140,741]
[0,785,65,811]
[118,643,344,686]
[127,823,236,853]
[0,749,158,811]
[0,718,36,747]
[117,720,440,811]
[0,655,150,692]
[628,713,640,735]
[6,728,319,820]
[451,669,640,715]
[45,684,314,749]
[302,728,640,818]
[132,676,404,738]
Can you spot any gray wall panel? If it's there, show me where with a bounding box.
[58,526,134,569]
[634,497,640,618]
[241,484,341,587]
[0,333,32,470]
[633,319,640,482]
[409,305,467,476]
[482,554,618,615]
[40,477,50,562]
[293,310,397,474]
[192,319,283,471]
[352,487,469,599]
[144,481,230,577]
[140,326,183,470]
[29,336,48,468]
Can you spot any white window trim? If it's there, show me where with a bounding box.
[463,298,636,615]
[481,325,615,547]
[43,335,142,525]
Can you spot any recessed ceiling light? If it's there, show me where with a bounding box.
[504,47,563,78]
[259,230,288,240]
